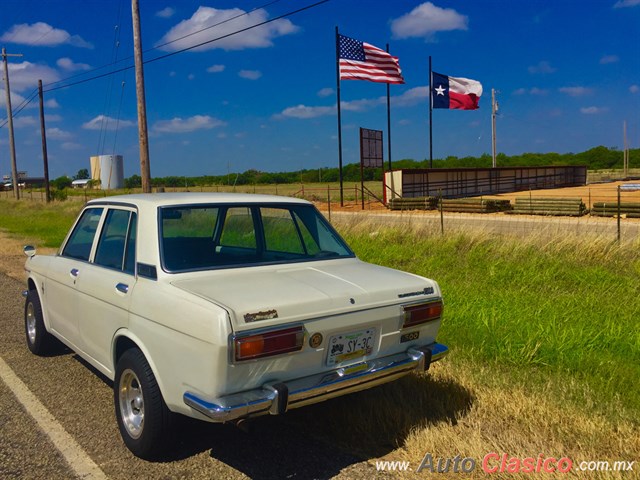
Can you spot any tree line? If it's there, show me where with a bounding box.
[50,145,639,189]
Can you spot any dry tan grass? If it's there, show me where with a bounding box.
[0,232,56,282]
[381,360,639,478]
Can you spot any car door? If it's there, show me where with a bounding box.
[44,207,104,348]
[75,207,137,375]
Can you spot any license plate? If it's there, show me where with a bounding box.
[327,328,375,366]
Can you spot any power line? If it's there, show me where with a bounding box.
[145,0,328,66]
[42,0,328,94]
[1,0,329,125]
[42,0,286,91]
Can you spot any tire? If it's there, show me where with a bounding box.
[24,289,56,355]
[114,348,172,459]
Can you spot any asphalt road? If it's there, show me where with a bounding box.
[0,273,388,480]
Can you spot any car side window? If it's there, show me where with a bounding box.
[219,207,257,250]
[94,209,136,273]
[61,208,104,261]
[261,208,305,254]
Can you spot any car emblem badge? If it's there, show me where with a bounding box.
[244,309,278,323]
[309,333,323,348]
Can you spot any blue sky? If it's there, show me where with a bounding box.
[1,0,639,179]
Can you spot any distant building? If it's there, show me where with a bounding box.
[72,179,92,189]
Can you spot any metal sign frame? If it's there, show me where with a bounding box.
[360,128,383,168]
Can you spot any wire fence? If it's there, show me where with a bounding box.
[2,181,640,245]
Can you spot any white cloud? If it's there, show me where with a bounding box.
[580,106,608,114]
[57,57,91,71]
[528,61,556,74]
[156,6,298,52]
[0,89,27,109]
[82,115,136,130]
[6,61,60,92]
[46,127,72,140]
[238,70,262,80]
[188,73,195,80]
[513,87,549,95]
[317,87,334,97]
[278,105,335,119]
[156,7,176,18]
[0,22,93,48]
[45,99,60,108]
[614,0,640,7]
[391,2,468,39]
[13,116,37,128]
[630,85,640,94]
[391,86,429,106]
[277,86,430,120]
[599,54,619,64]
[152,115,226,133]
[206,64,225,73]
[559,86,593,96]
[341,97,382,112]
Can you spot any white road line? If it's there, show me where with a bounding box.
[0,356,108,480]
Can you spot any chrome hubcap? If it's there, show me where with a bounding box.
[26,302,36,345]
[119,369,144,439]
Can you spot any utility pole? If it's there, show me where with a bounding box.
[2,47,22,199]
[132,0,152,193]
[491,88,498,168]
[38,80,51,202]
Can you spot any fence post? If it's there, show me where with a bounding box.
[439,189,444,235]
[327,185,331,223]
[617,185,621,243]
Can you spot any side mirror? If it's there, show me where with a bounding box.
[23,245,36,258]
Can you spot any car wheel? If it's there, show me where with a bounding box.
[24,289,56,355]
[114,348,172,459]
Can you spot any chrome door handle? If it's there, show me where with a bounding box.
[116,283,129,294]
[70,268,79,278]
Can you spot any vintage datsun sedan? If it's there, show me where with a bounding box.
[23,193,448,459]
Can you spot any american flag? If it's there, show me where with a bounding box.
[338,34,404,84]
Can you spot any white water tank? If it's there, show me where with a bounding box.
[90,155,124,190]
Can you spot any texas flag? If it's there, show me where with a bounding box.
[432,72,483,110]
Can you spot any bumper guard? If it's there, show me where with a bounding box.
[183,342,448,422]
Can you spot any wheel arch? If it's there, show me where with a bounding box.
[26,276,51,331]
[112,330,171,408]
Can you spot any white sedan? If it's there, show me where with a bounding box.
[23,193,448,459]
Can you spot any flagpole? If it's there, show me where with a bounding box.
[335,26,344,207]
[386,43,394,203]
[429,55,433,168]
[386,44,392,173]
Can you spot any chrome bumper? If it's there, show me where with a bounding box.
[183,342,448,422]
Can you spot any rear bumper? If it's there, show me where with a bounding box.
[183,342,448,422]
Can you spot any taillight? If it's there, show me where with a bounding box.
[402,301,443,328]
[234,326,304,361]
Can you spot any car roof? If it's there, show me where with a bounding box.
[85,192,311,208]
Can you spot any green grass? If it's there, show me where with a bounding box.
[339,222,640,423]
[0,199,83,247]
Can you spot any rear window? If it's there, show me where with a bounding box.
[159,203,353,272]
